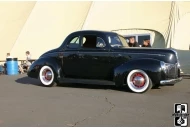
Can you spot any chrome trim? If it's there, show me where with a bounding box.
[160,61,169,74]
[160,77,182,85]
[42,52,165,57]
[132,74,145,87]
[160,61,178,76]
[160,61,166,70]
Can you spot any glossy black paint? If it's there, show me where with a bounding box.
[28,30,180,86]
[28,57,62,81]
[113,58,162,86]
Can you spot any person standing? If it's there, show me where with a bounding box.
[142,39,151,47]
[22,51,32,71]
[6,53,12,58]
[128,37,139,47]
[4,53,12,70]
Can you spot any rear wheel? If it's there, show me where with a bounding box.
[127,69,152,93]
[39,66,56,87]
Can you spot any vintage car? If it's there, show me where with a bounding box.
[27,30,182,93]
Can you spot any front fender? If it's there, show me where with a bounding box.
[27,57,62,79]
[114,58,162,86]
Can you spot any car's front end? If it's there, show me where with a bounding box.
[159,49,182,85]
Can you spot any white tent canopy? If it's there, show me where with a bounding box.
[0,1,189,72]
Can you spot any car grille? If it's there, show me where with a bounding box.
[165,63,179,79]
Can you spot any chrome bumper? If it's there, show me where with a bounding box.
[160,77,183,85]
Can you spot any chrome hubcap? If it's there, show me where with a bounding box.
[42,69,52,82]
[45,71,52,80]
[132,73,145,88]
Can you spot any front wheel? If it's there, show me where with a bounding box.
[39,66,56,87]
[126,69,152,93]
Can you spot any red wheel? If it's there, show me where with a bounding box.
[39,66,56,87]
[127,69,152,93]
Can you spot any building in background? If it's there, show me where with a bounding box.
[0,1,190,73]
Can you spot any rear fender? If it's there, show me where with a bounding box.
[28,57,62,79]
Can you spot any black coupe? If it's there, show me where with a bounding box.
[27,30,182,93]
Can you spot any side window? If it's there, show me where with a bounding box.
[124,36,136,43]
[96,37,106,48]
[137,35,151,47]
[67,36,80,49]
[82,35,106,48]
[124,34,151,47]
[82,35,96,48]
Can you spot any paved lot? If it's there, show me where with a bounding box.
[0,74,189,127]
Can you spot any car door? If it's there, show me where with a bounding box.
[62,35,82,78]
[77,34,112,80]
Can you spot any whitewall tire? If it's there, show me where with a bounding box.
[39,66,56,87]
[127,69,152,93]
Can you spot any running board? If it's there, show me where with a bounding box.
[57,78,115,86]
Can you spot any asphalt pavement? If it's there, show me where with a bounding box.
[0,74,189,127]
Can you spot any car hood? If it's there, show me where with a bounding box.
[114,47,176,55]
[113,47,179,64]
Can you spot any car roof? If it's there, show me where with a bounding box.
[70,30,118,36]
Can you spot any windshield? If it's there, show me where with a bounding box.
[107,34,129,48]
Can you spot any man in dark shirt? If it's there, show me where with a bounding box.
[142,39,151,47]
[128,36,139,47]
